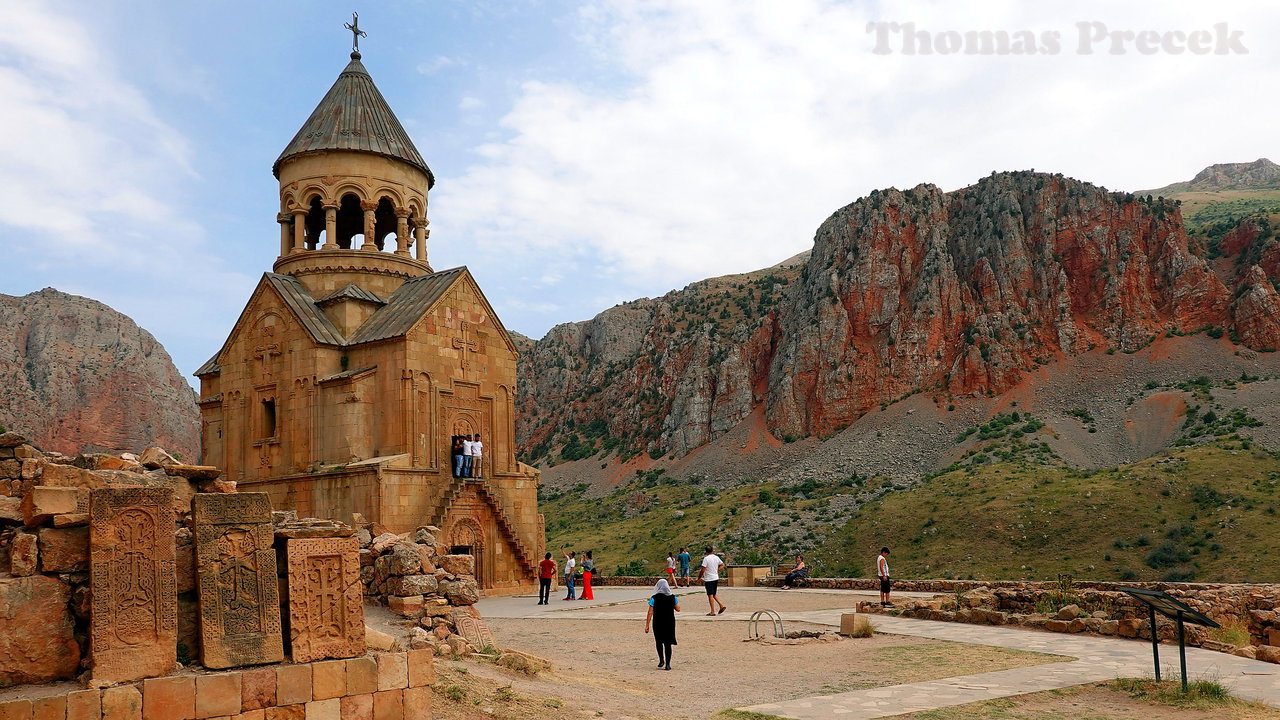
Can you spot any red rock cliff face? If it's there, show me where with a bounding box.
[517,172,1280,462]
[0,288,199,459]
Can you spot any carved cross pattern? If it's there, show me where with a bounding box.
[307,557,344,639]
[452,321,479,370]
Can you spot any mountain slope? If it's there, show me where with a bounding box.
[517,170,1280,481]
[0,288,199,459]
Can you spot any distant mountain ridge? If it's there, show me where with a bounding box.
[1141,158,1280,195]
[0,288,200,459]
[516,168,1280,479]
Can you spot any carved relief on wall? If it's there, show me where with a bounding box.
[251,312,284,383]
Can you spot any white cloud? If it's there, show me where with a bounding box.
[433,0,1280,302]
[417,55,462,75]
[0,1,251,380]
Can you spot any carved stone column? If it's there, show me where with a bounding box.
[277,212,291,256]
[395,211,410,256]
[322,204,338,250]
[291,208,308,253]
[361,201,378,251]
[414,219,429,262]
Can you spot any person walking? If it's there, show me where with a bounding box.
[461,434,475,478]
[877,547,893,607]
[697,546,726,616]
[580,550,595,600]
[471,434,484,478]
[644,579,680,670]
[563,549,577,600]
[665,551,677,586]
[537,552,556,605]
[677,547,691,588]
[780,555,807,590]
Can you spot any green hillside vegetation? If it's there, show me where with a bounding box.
[544,440,1280,583]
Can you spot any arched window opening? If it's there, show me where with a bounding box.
[304,197,325,250]
[408,210,420,254]
[374,197,397,251]
[335,193,363,249]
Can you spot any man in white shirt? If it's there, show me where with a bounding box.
[471,434,483,478]
[563,549,577,600]
[877,547,893,607]
[461,434,474,478]
[697,546,727,616]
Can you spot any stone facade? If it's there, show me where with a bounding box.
[196,51,543,593]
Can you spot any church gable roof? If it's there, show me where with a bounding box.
[316,283,386,307]
[265,273,346,346]
[273,55,433,185]
[347,266,465,345]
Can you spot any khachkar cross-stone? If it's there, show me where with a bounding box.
[453,320,479,370]
[89,487,177,683]
[344,12,367,55]
[286,537,365,662]
[193,493,284,669]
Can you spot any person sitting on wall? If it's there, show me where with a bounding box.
[780,555,808,590]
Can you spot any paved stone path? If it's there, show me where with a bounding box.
[477,587,1280,718]
[742,611,1280,718]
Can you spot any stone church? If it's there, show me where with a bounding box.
[195,47,542,594]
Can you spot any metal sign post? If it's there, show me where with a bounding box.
[1118,586,1220,692]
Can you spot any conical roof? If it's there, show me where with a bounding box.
[274,53,433,187]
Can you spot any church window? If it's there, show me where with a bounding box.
[260,398,277,439]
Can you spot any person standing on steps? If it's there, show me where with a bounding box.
[580,550,595,600]
[537,552,556,605]
[563,548,577,600]
[471,434,484,478]
[877,547,893,607]
[460,434,475,478]
[698,546,727,616]
[644,578,680,670]
[677,547,691,588]
[451,436,464,478]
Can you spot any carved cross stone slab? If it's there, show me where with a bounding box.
[89,487,177,683]
[193,493,284,669]
[452,607,497,651]
[285,537,365,662]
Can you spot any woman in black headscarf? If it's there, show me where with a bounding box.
[644,578,680,670]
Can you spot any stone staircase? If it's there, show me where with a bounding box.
[431,477,537,579]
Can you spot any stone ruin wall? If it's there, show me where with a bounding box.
[0,430,509,719]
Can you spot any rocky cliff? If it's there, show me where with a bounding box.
[1143,157,1280,195]
[0,288,199,459]
[517,171,1280,466]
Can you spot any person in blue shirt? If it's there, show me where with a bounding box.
[676,548,691,588]
[644,579,680,670]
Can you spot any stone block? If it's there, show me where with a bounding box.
[0,496,21,522]
[102,686,143,720]
[275,665,312,706]
[1258,645,1280,664]
[437,554,473,576]
[193,494,284,669]
[240,667,277,712]
[312,660,346,700]
[346,657,378,695]
[406,650,435,687]
[40,464,104,489]
[1268,628,1280,646]
[30,696,65,720]
[139,447,178,469]
[53,513,89,528]
[839,613,871,637]
[365,626,399,653]
[88,487,177,683]
[1117,619,1142,638]
[371,691,402,720]
[0,459,20,480]
[165,464,221,481]
[0,575,80,685]
[233,712,265,720]
[66,690,101,720]
[39,526,89,572]
[385,575,437,597]
[196,674,243,719]
[25,487,87,525]
[451,608,496,650]
[0,700,32,720]
[0,433,25,448]
[302,699,339,720]
[402,687,430,720]
[439,578,479,606]
[10,532,37,576]
[286,538,365,663]
[339,695,372,720]
[376,653,408,691]
[143,676,195,720]
[387,596,423,617]
[263,707,304,720]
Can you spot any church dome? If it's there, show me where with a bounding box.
[273,52,434,187]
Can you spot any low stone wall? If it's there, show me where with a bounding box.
[594,575,704,587]
[0,649,436,720]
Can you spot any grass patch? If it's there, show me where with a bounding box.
[716,710,786,720]
[1108,677,1237,709]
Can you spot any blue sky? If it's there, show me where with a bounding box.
[1,1,1276,386]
